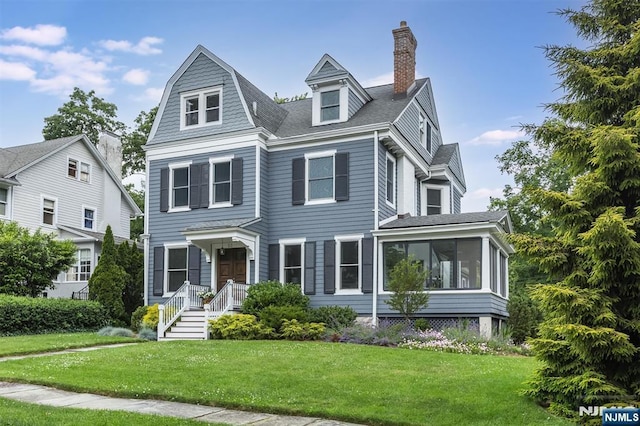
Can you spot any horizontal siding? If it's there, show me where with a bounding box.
[313,61,340,79]
[147,146,256,298]
[453,187,462,214]
[150,53,252,145]
[348,89,364,119]
[268,139,375,240]
[376,292,508,317]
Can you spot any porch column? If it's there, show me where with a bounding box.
[481,237,491,291]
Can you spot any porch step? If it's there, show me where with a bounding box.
[161,310,208,340]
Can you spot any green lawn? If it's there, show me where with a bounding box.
[0,332,141,357]
[0,339,569,426]
[0,398,216,426]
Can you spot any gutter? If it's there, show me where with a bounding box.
[372,130,379,326]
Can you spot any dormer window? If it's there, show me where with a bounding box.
[321,90,340,122]
[419,112,432,153]
[180,88,222,130]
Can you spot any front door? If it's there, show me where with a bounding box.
[217,248,246,291]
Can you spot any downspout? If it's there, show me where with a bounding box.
[372,131,380,326]
[142,157,150,306]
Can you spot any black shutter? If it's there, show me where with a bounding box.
[324,240,335,294]
[231,158,243,205]
[189,163,201,209]
[200,162,209,208]
[362,237,374,293]
[304,241,316,295]
[292,157,305,205]
[335,152,349,201]
[268,244,279,281]
[160,168,169,212]
[188,245,201,285]
[153,246,164,296]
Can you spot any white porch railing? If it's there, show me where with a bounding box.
[158,281,209,338]
[203,281,249,337]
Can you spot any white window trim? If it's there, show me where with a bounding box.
[422,184,450,215]
[164,242,189,296]
[67,157,91,183]
[335,234,363,295]
[312,84,349,126]
[168,161,192,213]
[79,161,91,183]
[279,237,306,287]
[385,152,396,208]
[180,86,223,130]
[208,155,234,209]
[41,195,58,227]
[0,186,10,219]
[66,248,93,282]
[304,149,337,205]
[81,205,97,231]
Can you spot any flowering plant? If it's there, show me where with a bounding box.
[198,291,216,300]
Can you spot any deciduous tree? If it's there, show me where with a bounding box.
[0,222,76,297]
[385,256,429,323]
[121,106,157,176]
[43,87,126,145]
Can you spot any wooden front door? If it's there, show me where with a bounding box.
[217,248,246,291]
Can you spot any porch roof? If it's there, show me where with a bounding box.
[182,217,259,232]
[380,211,511,233]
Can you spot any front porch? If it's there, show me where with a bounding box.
[157,280,249,340]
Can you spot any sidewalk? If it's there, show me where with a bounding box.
[0,346,363,425]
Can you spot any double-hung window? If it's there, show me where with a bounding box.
[83,207,95,230]
[171,166,189,209]
[386,153,396,207]
[283,244,303,284]
[0,187,8,217]
[211,159,231,205]
[307,153,334,202]
[320,90,340,122]
[66,249,91,281]
[42,197,56,225]
[68,158,90,182]
[181,88,222,129]
[166,246,188,293]
[426,188,442,215]
[336,236,361,292]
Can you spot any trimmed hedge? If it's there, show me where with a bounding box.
[0,295,109,335]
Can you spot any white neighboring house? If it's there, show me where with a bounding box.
[0,133,142,298]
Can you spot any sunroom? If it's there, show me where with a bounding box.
[373,211,514,337]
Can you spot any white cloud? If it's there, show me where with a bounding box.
[461,187,503,212]
[0,45,48,61]
[0,59,36,80]
[467,129,524,146]
[99,36,163,55]
[0,24,66,46]
[123,68,149,85]
[362,71,394,87]
[144,87,164,102]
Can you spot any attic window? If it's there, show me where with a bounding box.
[180,88,222,130]
[321,90,340,122]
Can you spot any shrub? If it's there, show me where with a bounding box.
[97,326,134,337]
[308,305,357,330]
[414,318,430,331]
[280,319,325,341]
[336,322,411,347]
[209,314,273,340]
[242,280,309,316]
[0,295,109,335]
[260,305,308,331]
[130,305,149,332]
[142,304,159,331]
[138,327,157,341]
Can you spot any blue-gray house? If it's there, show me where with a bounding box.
[143,21,513,340]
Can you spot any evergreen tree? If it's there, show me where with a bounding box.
[119,241,144,319]
[88,226,127,324]
[515,0,640,417]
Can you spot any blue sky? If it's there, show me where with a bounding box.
[0,0,585,212]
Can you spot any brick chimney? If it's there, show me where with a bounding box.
[393,21,417,97]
